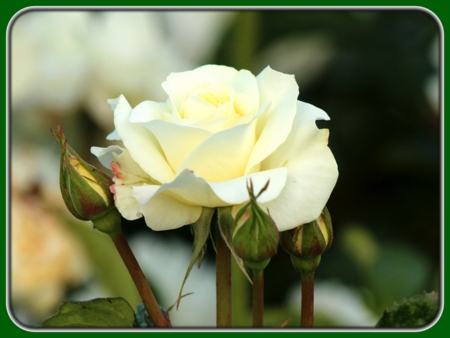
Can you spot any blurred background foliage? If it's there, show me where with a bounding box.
[9,9,440,328]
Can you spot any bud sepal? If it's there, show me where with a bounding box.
[280,206,333,274]
[232,180,279,271]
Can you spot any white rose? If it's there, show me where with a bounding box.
[92,65,338,232]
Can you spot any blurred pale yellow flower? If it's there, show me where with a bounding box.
[11,189,90,320]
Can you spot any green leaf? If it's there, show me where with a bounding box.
[41,297,137,328]
[376,291,440,328]
[176,207,215,308]
[217,207,252,284]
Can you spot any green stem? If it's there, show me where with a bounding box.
[231,259,250,326]
[231,11,259,71]
[111,231,171,327]
[300,270,315,327]
[216,227,232,327]
[252,269,264,327]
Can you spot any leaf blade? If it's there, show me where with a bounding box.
[41,297,137,328]
[176,207,215,308]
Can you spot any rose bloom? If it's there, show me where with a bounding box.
[92,65,338,232]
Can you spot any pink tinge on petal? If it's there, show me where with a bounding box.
[109,184,117,201]
[110,161,122,180]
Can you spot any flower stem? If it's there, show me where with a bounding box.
[300,270,315,327]
[232,11,259,72]
[110,231,171,327]
[252,269,264,327]
[216,227,232,327]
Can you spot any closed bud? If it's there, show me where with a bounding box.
[52,124,121,235]
[232,180,279,271]
[280,207,333,274]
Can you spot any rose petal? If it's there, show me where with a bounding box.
[113,184,202,230]
[111,184,142,220]
[92,145,154,186]
[195,116,234,133]
[91,145,122,170]
[110,95,175,183]
[138,193,202,231]
[208,167,287,204]
[132,184,160,204]
[261,101,331,169]
[256,66,298,108]
[132,170,226,207]
[244,66,299,173]
[195,64,239,82]
[138,120,212,172]
[228,69,259,110]
[162,68,235,115]
[233,93,256,119]
[106,130,121,140]
[132,165,287,209]
[181,96,217,120]
[177,119,257,182]
[260,102,338,231]
[129,100,172,123]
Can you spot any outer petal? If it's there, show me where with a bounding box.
[245,66,299,174]
[209,167,287,204]
[132,166,287,208]
[91,146,158,185]
[262,101,330,169]
[110,95,175,183]
[260,102,338,231]
[129,100,172,123]
[110,185,141,221]
[106,130,121,140]
[91,145,122,170]
[132,170,226,207]
[139,193,202,231]
[112,184,202,231]
[101,147,202,231]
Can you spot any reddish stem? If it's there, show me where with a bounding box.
[111,231,171,327]
[300,270,315,327]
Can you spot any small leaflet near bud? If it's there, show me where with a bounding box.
[176,207,215,309]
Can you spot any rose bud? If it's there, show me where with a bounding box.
[232,180,279,271]
[52,124,121,235]
[280,206,333,274]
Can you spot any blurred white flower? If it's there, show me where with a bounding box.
[11,10,235,130]
[286,280,378,326]
[84,12,193,129]
[129,233,216,326]
[163,11,234,64]
[11,11,91,114]
[257,34,334,88]
[11,145,61,193]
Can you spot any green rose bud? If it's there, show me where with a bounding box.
[52,124,121,236]
[280,207,333,274]
[232,180,279,271]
